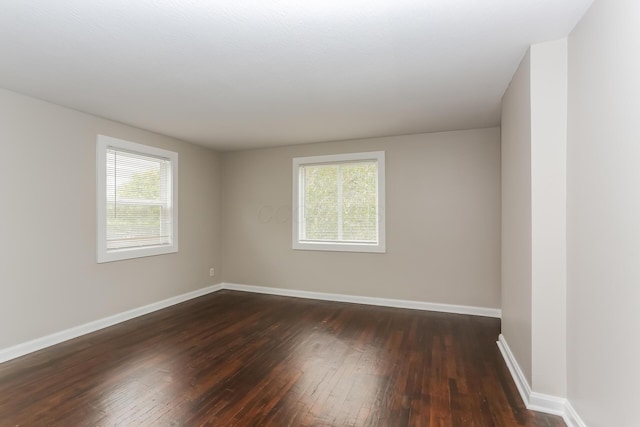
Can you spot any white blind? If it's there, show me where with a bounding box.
[300,160,378,243]
[106,147,173,250]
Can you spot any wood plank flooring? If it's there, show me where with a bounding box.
[0,291,565,426]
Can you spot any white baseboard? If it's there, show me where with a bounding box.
[222,282,501,318]
[0,283,224,364]
[497,334,586,427]
[564,401,587,427]
[6,281,588,424]
[497,334,534,407]
[0,281,500,367]
[529,391,567,417]
[0,282,587,426]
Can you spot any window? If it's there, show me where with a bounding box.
[96,135,178,263]
[293,151,385,253]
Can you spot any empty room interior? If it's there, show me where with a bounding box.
[0,0,638,426]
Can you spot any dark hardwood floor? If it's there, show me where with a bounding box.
[0,291,565,426]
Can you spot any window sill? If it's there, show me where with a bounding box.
[97,244,178,263]
[292,241,386,254]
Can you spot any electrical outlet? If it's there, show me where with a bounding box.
[209,268,215,277]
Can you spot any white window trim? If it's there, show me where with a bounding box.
[292,151,386,253]
[96,135,179,263]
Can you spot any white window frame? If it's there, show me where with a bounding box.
[96,135,179,263]
[292,151,385,253]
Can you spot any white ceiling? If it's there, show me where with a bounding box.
[0,0,593,151]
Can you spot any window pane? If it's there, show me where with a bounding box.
[301,161,378,243]
[106,204,170,249]
[303,164,338,241]
[106,148,171,250]
[342,162,377,242]
[293,151,384,253]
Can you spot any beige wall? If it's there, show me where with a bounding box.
[530,39,567,397]
[221,129,501,308]
[501,50,533,386]
[567,0,640,424]
[501,39,570,399]
[0,88,222,350]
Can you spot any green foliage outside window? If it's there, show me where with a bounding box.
[303,162,377,242]
[107,168,166,248]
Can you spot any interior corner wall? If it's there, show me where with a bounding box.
[500,50,533,386]
[0,88,223,350]
[529,39,567,398]
[501,38,569,399]
[567,0,640,424]
[220,128,502,309]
